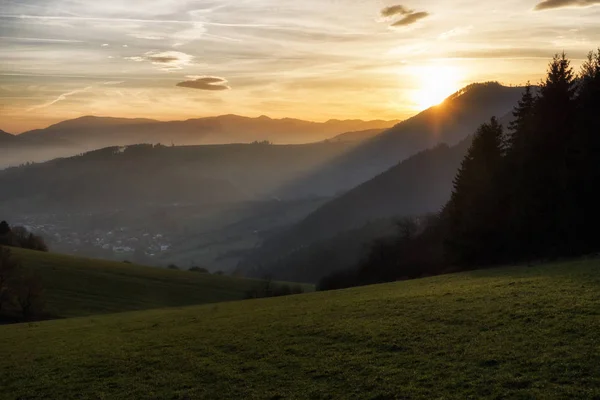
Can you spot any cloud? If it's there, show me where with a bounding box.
[380,5,430,28]
[0,37,84,43]
[381,5,413,17]
[390,12,430,27]
[27,86,92,111]
[176,76,231,91]
[125,51,193,71]
[128,33,165,40]
[535,0,600,9]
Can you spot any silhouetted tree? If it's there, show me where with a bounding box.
[0,221,10,236]
[570,49,600,254]
[443,117,506,265]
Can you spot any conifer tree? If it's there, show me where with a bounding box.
[444,117,506,265]
[571,49,600,253]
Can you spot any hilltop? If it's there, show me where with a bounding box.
[1,259,598,398]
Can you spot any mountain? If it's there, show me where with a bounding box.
[327,128,387,143]
[0,141,362,213]
[17,115,400,149]
[0,129,17,142]
[239,138,472,279]
[277,82,525,198]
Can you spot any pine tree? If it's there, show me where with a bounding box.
[443,117,506,265]
[506,83,536,153]
[571,49,600,253]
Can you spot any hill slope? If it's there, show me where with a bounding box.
[279,82,524,198]
[1,259,599,399]
[0,142,358,212]
[240,138,472,278]
[11,248,308,318]
[0,129,16,142]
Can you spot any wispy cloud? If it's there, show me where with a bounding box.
[0,36,84,43]
[0,14,276,28]
[128,33,165,40]
[125,51,193,71]
[27,86,92,111]
[535,0,600,9]
[176,76,231,91]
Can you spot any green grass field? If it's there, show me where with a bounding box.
[11,248,312,318]
[1,259,599,399]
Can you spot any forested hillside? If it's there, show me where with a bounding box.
[319,51,600,290]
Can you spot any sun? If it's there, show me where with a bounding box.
[412,65,462,110]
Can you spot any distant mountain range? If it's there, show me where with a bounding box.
[11,115,401,148]
[0,115,400,168]
[1,82,525,213]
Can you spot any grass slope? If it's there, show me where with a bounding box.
[12,248,309,318]
[2,260,600,399]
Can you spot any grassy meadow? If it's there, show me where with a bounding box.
[1,259,599,399]
[11,248,312,318]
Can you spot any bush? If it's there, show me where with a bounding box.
[167,264,179,270]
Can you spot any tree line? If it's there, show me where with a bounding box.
[0,221,48,252]
[319,50,600,290]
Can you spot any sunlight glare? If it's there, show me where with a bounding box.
[412,65,462,110]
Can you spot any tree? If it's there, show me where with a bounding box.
[530,53,576,257]
[570,49,600,253]
[0,247,19,312]
[503,85,539,261]
[506,83,536,153]
[0,221,10,236]
[0,223,48,252]
[443,117,506,265]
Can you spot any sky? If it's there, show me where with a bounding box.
[1,0,599,133]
